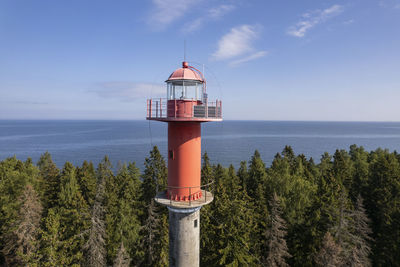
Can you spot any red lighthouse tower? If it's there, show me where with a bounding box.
[147,61,222,267]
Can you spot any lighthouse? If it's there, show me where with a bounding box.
[146,61,222,266]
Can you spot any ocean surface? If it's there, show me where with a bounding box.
[1,120,400,170]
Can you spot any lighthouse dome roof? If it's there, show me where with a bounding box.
[166,62,204,82]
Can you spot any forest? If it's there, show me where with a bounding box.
[0,145,400,267]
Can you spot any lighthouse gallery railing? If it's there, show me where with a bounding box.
[155,181,214,207]
[146,98,222,120]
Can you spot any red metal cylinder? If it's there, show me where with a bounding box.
[167,122,202,201]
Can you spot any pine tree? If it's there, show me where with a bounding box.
[315,232,343,267]
[264,192,291,267]
[2,185,43,266]
[113,242,131,267]
[83,160,107,267]
[37,152,60,209]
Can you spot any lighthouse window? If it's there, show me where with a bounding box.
[194,219,198,228]
[169,150,174,159]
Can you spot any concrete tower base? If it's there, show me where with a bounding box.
[168,207,201,267]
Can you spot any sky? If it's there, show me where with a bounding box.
[0,0,400,121]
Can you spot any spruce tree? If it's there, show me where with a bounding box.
[2,185,43,266]
[237,160,249,192]
[201,152,214,185]
[0,157,42,265]
[106,163,142,265]
[246,151,269,260]
[140,147,168,267]
[57,162,90,265]
[247,150,267,199]
[113,242,131,267]
[83,161,107,267]
[349,145,369,201]
[76,160,97,207]
[141,199,168,267]
[202,164,257,266]
[39,208,68,266]
[315,232,343,267]
[141,146,167,203]
[37,152,60,209]
[366,150,400,265]
[265,192,291,267]
[296,152,341,266]
[346,195,373,267]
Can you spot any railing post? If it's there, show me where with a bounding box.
[189,187,192,206]
[156,101,159,117]
[205,101,208,118]
[149,99,152,118]
[160,98,162,117]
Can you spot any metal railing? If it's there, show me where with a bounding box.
[147,98,222,120]
[156,181,214,207]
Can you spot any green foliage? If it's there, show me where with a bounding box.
[140,146,168,267]
[37,152,60,209]
[76,160,97,207]
[1,146,400,266]
[57,162,90,265]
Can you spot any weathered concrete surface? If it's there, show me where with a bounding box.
[169,208,200,267]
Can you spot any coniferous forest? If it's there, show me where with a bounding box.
[1,145,400,267]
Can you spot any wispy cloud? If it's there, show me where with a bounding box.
[343,19,354,25]
[379,0,400,9]
[213,25,260,60]
[148,0,200,30]
[287,4,344,37]
[212,25,267,65]
[230,51,268,66]
[182,4,235,33]
[91,82,164,102]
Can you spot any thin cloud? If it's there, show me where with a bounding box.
[287,4,344,37]
[182,4,235,33]
[212,25,260,60]
[148,0,200,30]
[343,19,355,25]
[230,51,268,66]
[208,4,235,19]
[379,0,400,9]
[91,82,164,102]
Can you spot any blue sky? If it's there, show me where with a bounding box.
[1,0,399,121]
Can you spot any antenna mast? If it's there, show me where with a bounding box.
[184,40,186,62]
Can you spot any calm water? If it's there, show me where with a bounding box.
[1,120,400,170]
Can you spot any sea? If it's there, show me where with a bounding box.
[1,120,400,170]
